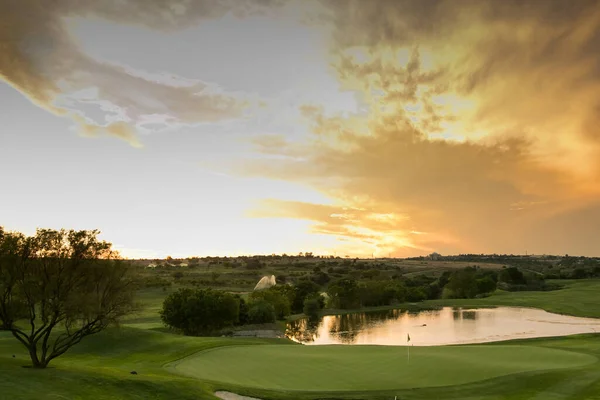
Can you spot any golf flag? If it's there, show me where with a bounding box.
[407,333,411,363]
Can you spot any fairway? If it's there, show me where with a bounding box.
[168,344,596,392]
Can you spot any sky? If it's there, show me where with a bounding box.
[1,0,600,258]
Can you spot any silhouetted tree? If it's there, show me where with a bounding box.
[0,228,136,368]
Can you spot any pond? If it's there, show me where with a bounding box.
[286,307,600,346]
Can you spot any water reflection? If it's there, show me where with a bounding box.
[286,307,600,346]
[453,309,478,321]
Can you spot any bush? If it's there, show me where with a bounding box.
[476,276,497,294]
[327,278,360,309]
[234,295,249,326]
[406,286,428,302]
[444,269,478,299]
[292,279,321,313]
[172,271,184,280]
[499,267,526,285]
[247,299,276,324]
[310,271,330,285]
[143,276,172,288]
[245,258,263,270]
[303,296,322,320]
[249,287,291,319]
[359,281,407,307]
[161,288,239,335]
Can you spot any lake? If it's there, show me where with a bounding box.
[286,307,600,346]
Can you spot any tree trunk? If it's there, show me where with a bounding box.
[28,345,47,368]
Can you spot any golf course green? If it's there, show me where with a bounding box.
[1,280,600,399]
[168,344,596,391]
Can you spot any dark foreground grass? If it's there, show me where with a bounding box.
[1,328,600,399]
[0,328,292,400]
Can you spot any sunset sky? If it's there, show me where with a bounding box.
[1,0,600,258]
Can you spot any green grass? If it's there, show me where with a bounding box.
[2,280,600,399]
[0,328,293,399]
[168,343,595,392]
[428,279,600,318]
[3,329,600,399]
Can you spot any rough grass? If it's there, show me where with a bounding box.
[0,328,292,400]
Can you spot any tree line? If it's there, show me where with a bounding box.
[161,264,552,336]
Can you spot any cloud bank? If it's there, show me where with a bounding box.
[0,0,284,145]
[242,0,600,256]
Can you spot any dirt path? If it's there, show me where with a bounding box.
[214,391,263,400]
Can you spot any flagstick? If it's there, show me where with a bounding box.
[407,332,411,364]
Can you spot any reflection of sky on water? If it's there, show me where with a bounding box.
[286,307,600,346]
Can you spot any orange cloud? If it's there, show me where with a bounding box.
[238,0,600,256]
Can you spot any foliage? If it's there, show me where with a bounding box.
[499,266,526,285]
[359,281,407,307]
[234,295,249,326]
[327,278,360,309]
[442,267,499,299]
[172,271,184,280]
[0,227,136,368]
[143,276,172,288]
[247,299,276,324]
[160,288,239,335]
[303,296,322,320]
[291,279,321,313]
[443,268,479,299]
[476,276,497,294]
[310,270,330,285]
[245,258,263,270]
[249,287,291,319]
[406,286,429,302]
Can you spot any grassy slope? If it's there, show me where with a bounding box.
[427,279,600,318]
[0,328,294,400]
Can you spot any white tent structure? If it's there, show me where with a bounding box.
[254,275,276,291]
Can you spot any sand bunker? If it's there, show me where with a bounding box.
[214,391,262,400]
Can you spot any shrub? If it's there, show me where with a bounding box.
[249,287,291,319]
[291,279,321,313]
[247,299,276,324]
[406,286,428,302]
[172,271,184,280]
[327,278,360,309]
[161,288,239,335]
[303,296,322,320]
